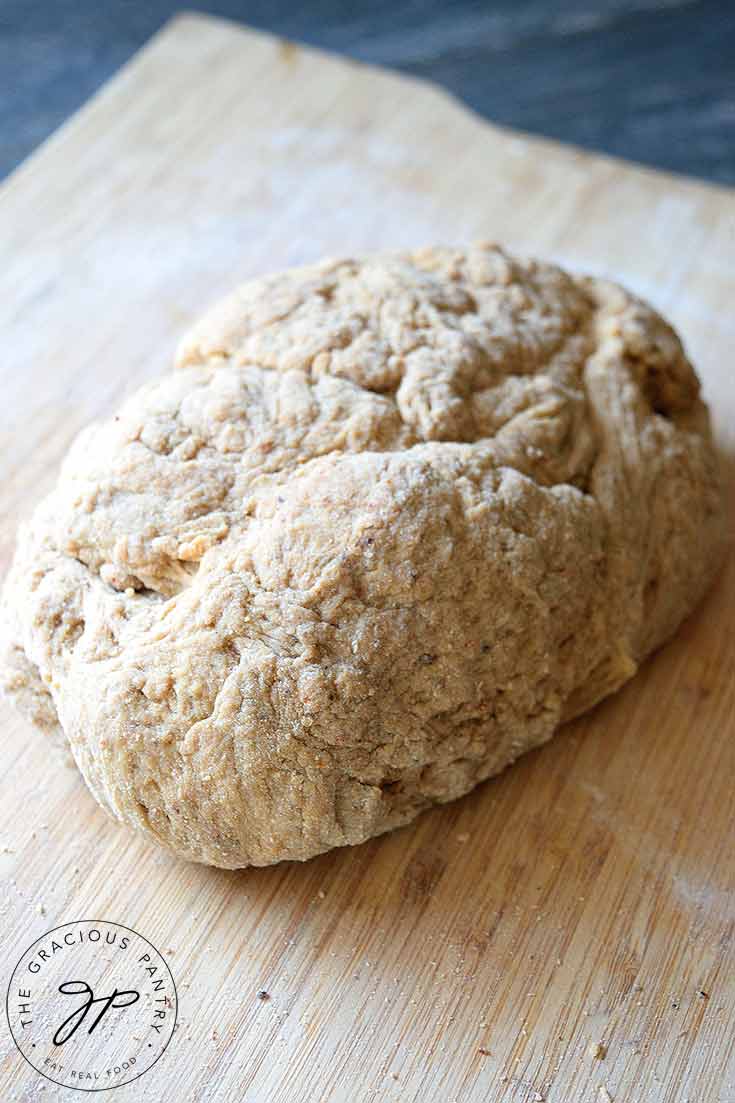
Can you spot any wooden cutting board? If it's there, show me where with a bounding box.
[1,14,733,1103]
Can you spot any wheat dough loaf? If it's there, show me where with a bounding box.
[0,244,725,867]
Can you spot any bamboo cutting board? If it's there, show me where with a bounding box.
[1,13,733,1103]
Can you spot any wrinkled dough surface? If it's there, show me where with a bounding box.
[1,244,724,867]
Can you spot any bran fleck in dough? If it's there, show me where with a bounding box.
[0,244,725,867]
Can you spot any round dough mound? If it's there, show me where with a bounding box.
[1,244,724,867]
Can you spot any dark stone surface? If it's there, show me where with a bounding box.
[1,0,734,184]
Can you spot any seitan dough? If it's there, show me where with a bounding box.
[0,244,725,867]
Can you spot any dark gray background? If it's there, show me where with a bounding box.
[1,0,734,184]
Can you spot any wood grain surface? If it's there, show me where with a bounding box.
[1,14,734,1103]
[3,1,735,185]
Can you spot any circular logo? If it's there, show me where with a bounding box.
[6,920,177,1091]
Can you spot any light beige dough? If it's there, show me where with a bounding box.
[0,244,725,867]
